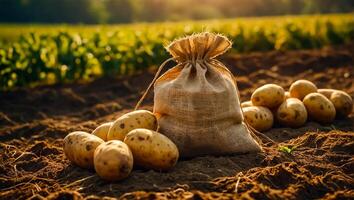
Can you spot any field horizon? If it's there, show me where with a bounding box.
[0,13,352,42]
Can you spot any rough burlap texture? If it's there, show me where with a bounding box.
[153,32,261,157]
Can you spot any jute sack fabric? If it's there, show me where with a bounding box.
[152,32,261,157]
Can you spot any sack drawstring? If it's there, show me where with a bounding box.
[211,59,276,146]
[134,57,175,110]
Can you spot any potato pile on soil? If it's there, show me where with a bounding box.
[1,43,353,200]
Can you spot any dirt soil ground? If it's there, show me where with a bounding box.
[0,43,353,200]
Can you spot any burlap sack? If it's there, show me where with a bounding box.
[152,32,261,157]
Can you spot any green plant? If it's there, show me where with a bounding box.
[0,14,352,90]
[278,146,296,154]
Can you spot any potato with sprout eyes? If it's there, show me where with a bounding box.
[251,84,285,109]
[108,110,157,141]
[94,140,133,181]
[243,106,274,132]
[318,89,353,117]
[63,131,104,169]
[303,93,336,123]
[124,128,179,171]
[289,80,317,100]
[276,98,307,127]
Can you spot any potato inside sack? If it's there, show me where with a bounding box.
[124,128,179,171]
[289,80,317,100]
[107,110,157,141]
[303,93,336,124]
[276,98,307,128]
[94,140,133,181]
[63,131,104,169]
[251,84,285,109]
[243,106,274,132]
[92,122,112,141]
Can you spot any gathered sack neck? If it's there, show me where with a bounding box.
[166,32,232,63]
[134,33,233,111]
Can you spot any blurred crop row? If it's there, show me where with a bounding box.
[0,14,353,90]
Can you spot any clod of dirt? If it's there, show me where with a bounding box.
[29,141,61,157]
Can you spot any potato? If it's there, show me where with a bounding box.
[303,93,336,123]
[241,101,253,108]
[284,91,291,100]
[107,110,157,141]
[251,84,285,108]
[92,122,112,141]
[243,106,274,132]
[317,89,336,98]
[63,131,104,169]
[289,80,317,100]
[124,128,179,171]
[276,98,308,127]
[318,89,353,117]
[94,140,133,181]
[330,91,353,117]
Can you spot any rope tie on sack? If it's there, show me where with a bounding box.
[210,59,276,146]
[134,57,175,110]
[135,58,205,110]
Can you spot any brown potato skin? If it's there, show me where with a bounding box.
[276,98,308,127]
[241,101,253,108]
[63,131,104,169]
[92,122,112,141]
[289,80,318,100]
[107,110,157,141]
[284,91,291,100]
[318,89,353,117]
[317,89,336,98]
[243,106,274,132]
[303,93,336,123]
[94,140,133,181]
[329,91,353,117]
[124,128,179,171]
[251,84,285,109]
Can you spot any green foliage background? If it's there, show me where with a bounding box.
[0,14,353,90]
